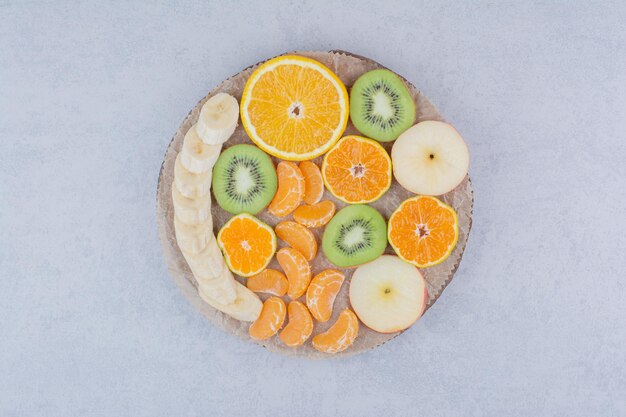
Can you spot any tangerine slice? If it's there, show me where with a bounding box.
[275,221,317,261]
[279,301,314,347]
[387,195,459,268]
[299,161,324,205]
[249,296,286,340]
[216,213,277,277]
[312,308,359,353]
[276,247,311,299]
[268,161,304,217]
[306,269,345,322]
[246,269,289,296]
[322,135,392,204]
[240,55,349,161]
[293,200,336,228]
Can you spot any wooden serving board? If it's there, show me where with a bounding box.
[156,50,474,358]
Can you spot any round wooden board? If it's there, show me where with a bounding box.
[156,51,474,358]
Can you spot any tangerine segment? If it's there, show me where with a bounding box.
[279,301,314,347]
[322,135,392,204]
[388,195,459,268]
[268,161,305,217]
[293,200,336,228]
[247,269,289,296]
[249,296,287,340]
[240,55,349,161]
[276,247,312,299]
[312,308,359,353]
[306,269,345,322]
[217,213,277,277]
[299,161,324,205]
[275,221,317,261]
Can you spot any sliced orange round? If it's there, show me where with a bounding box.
[276,247,311,299]
[249,296,286,340]
[306,269,345,322]
[275,221,317,261]
[299,161,324,205]
[268,161,304,218]
[217,213,277,277]
[240,55,349,161]
[279,301,314,347]
[312,308,359,354]
[322,135,392,204]
[246,269,289,296]
[388,195,459,268]
[293,200,336,228]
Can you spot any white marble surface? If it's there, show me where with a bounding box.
[1,1,625,416]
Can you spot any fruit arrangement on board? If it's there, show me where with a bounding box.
[170,54,471,354]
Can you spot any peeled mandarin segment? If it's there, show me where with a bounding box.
[312,308,359,354]
[249,296,287,340]
[292,200,336,228]
[217,213,277,277]
[240,55,349,161]
[279,301,314,347]
[275,221,317,261]
[387,195,459,268]
[246,269,289,296]
[322,136,392,204]
[299,161,324,205]
[276,247,311,299]
[306,269,345,322]
[268,161,305,217]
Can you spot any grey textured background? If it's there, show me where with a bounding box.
[1,1,625,416]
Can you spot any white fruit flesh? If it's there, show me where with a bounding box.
[174,215,212,254]
[180,124,222,174]
[198,281,262,322]
[349,255,427,333]
[196,93,239,145]
[171,182,211,225]
[391,121,469,196]
[174,153,212,198]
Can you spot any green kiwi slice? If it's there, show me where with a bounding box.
[212,144,277,215]
[349,69,416,142]
[322,204,387,268]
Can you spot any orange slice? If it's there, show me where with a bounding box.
[293,200,336,228]
[246,269,289,296]
[306,269,345,322]
[240,55,349,161]
[299,161,324,205]
[276,247,311,299]
[268,161,304,217]
[249,296,286,340]
[217,213,277,277]
[322,135,392,204]
[388,195,459,268]
[275,221,317,261]
[279,301,314,347]
[312,308,359,353]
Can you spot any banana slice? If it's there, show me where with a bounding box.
[174,153,212,198]
[172,183,211,225]
[180,124,222,174]
[196,267,237,304]
[198,281,262,322]
[174,215,212,254]
[181,235,226,282]
[196,93,239,145]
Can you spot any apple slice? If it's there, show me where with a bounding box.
[391,121,470,196]
[349,255,427,333]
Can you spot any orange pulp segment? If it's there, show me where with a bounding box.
[268,161,304,217]
[299,161,324,205]
[293,200,336,228]
[276,247,311,299]
[279,301,314,347]
[275,221,317,261]
[306,269,345,322]
[246,269,289,296]
[312,308,359,353]
[249,296,286,340]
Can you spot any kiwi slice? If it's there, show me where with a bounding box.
[212,144,277,215]
[322,204,387,268]
[350,69,416,142]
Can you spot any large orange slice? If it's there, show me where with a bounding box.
[387,195,459,268]
[275,221,317,261]
[240,55,349,161]
[279,301,314,347]
[312,308,359,353]
[276,247,311,299]
[322,135,392,204]
[306,269,345,322]
[299,161,324,205]
[249,296,286,340]
[292,200,336,228]
[217,213,277,277]
[247,269,289,296]
[268,161,304,217]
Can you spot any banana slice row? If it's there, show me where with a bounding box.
[172,93,262,322]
